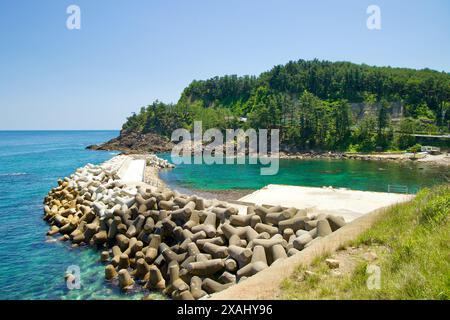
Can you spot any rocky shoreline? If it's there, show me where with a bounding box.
[88,131,449,167]
[43,155,347,300]
[279,151,450,166]
[87,130,174,154]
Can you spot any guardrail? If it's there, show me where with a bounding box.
[387,184,419,194]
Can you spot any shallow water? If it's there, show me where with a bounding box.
[0,131,162,300]
[158,154,447,193]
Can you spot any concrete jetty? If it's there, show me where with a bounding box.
[238,184,414,222]
[119,159,146,183]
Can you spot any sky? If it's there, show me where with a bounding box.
[0,0,449,130]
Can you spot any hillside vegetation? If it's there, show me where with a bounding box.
[123,60,450,152]
[280,184,450,299]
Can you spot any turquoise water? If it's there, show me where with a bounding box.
[0,131,151,300]
[159,154,447,193]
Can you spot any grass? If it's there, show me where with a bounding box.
[280,184,450,300]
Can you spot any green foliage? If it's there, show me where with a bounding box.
[122,60,450,151]
[420,189,450,225]
[407,143,422,154]
[122,100,233,138]
[352,116,377,152]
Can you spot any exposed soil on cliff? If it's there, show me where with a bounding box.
[87,130,174,154]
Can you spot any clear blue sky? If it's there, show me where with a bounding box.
[1,0,449,130]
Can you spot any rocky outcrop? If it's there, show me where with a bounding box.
[87,130,174,154]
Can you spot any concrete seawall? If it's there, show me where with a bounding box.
[209,205,394,300]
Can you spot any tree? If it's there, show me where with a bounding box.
[353,116,377,152]
[376,99,392,150]
[408,144,422,159]
[247,86,281,129]
[329,100,352,150]
[397,118,416,150]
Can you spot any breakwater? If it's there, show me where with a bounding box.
[43,155,347,300]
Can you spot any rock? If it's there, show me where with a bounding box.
[330,270,342,277]
[304,270,318,279]
[87,130,174,154]
[363,251,378,262]
[325,258,340,269]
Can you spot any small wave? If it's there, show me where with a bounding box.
[0,172,28,177]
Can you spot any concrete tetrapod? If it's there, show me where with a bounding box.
[191,212,217,238]
[190,276,207,299]
[229,213,255,227]
[278,215,310,233]
[186,258,225,276]
[265,207,297,225]
[202,242,229,259]
[248,234,286,249]
[326,215,346,231]
[145,234,161,264]
[236,245,268,279]
[164,263,190,297]
[317,219,333,237]
[219,271,237,284]
[228,245,253,268]
[133,258,150,280]
[184,210,200,230]
[118,269,134,290]
[105,264,117,280]
[293,233,313,250]
[254,223,279,236]
[224,258,238,273]
[145,265,166,291]
[270,244,287,263]
[202,278,233,294]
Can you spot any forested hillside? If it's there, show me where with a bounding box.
[122,59,450,152]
